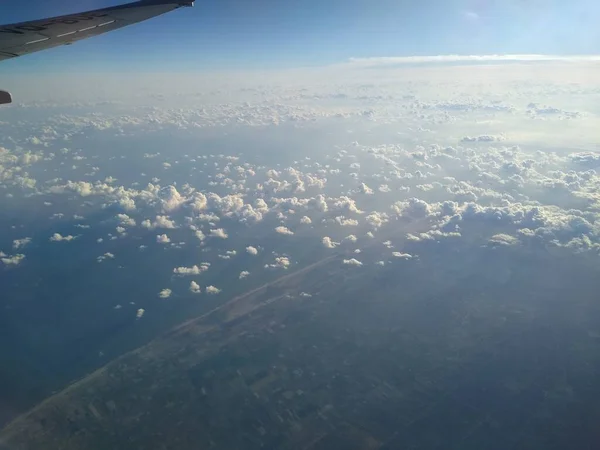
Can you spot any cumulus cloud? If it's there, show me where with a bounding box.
[275,226,294,235]
[189,281,201,294]
[142,215,177,229]
[335,216,359,227]
[136,308,145,319]
[210,228,228,239]
[12,238,31,250]
[300,216,312,224]
[205,285,221,294]
[1,253,25,266]
[266,256,291,269]
[488,234,519,246]
[49,233,76,242]
[158,288,172,299]
[392,252,413,260]
[358,182,374,195]
[97,252,115,263]
[239,270,250,279]
[156,234,171,244]
[343,258,363,266]
[246,246,258,255]
[322,236,338,249]
[116,214,136,227]
[173,264,210,275]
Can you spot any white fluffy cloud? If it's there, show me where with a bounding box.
[142,215,177,229]
[156,234,171,244]
[173,264,210,275]
[205,285,221,294]
[97,252,115,263]
[210,228,228,239]
[275,226,294,235]
[1,253,25,266]
[49,233,76,242]
[246,246,258,255]
[322,236,338,249]
[189,281,201,294]
[158,288,172,299]
[239,270,250,279]
[266,256,290,269]
[300,216,312,224]
[392,252,413,260]
[12,238,32,250]
[343,258,363,266]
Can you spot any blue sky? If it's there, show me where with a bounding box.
[0,0,599,72]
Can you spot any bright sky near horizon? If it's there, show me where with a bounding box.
[0,0,599,72]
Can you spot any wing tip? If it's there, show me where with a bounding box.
[141,0,194,6]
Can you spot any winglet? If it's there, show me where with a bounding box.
[0,90,12,105]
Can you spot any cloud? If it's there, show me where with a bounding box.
[173,264,210,275]
[343,258,363,266]
[156,234,171,244]
[335,216,359,227]
[12,238,32,250]
[1,253,25,266]
[358,182,374,195]
[266,256,291,269]
[209,228,228,239]
[322,236,338,249]
[49,233,76,242]
[97,252,115,263]
[239,270,250,279]
[158,288,172,299]
[142,215,177,229]
[136,308,145,319]
[300,216,312,224]
[158,185,186,212]
[488,234,519,246]
[205,285,221,294]
[275,226,294,235]
[461,10,480,21]
[392,252,413,260]
[116,214,136,227]
[246,246,258,255]
[189,281,201,294]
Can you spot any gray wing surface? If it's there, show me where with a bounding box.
[0,0,193,63]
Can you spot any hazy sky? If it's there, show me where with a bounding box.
[0,0,599,71]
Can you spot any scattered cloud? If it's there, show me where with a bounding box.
[12,238,32,250]
[49,233,76,242]
[322,236,338,249]
[209,228,228,239]
[173,264,210,276]
[1,253,25,266]
[97,252,115,263]
[189,281,201,294]
[275,226,294,235]
[158,288,172,299]
[156,234,171,244]
[343,258,363,267]
[205,285,221,295]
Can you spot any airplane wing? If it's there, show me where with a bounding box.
[0,0,194,104]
